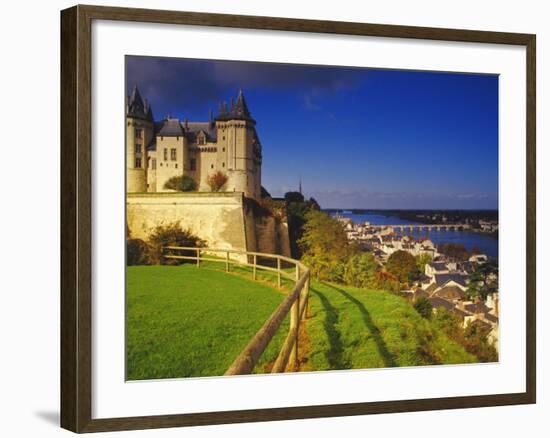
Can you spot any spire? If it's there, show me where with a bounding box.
[299,176,303,195]
[145,101,154,122]
[233,88,252,120]
[127,85,148,119]
[215,90,254,122]
[129,85,144,108]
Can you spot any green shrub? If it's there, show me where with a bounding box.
[163,175,197,192]
[126,238,150,265]
[413,296,433,319]
[147,222,205,265]
[344,252,378,288]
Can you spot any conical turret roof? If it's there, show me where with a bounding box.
[127,85,148,120]
[215,89,255,122]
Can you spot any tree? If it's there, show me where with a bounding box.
[386,250,420,284]
[284,191,305,203]
[471,246,482,255]
[344,252,378,288]
[466,260,498,301]
[374,271,401,293]
[207,171,228,192]
[126,238,150,265]
[163,175,197,192]
[464,322,498,362]
[147,222,205,265]
[299,210,352,282]
[414,296,433,319]
[415,253,432,275]
[285,194,321,258]
[438,243,469,261]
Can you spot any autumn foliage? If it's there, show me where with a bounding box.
[207,171,228,192]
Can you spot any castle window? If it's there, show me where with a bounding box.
[152,159,156,170]
[135,128,142,139]
[134,143,141,153]
[190,158,197,171]
[163,148,168,160]
[175,164,178,169]
[222,162,225,167]
[222,147,225,152]
[170,148,177,161]
[198,137,205,146]
[134,157,141,168]
[211,164,214,169]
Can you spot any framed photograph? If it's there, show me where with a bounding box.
[60,5,536,433]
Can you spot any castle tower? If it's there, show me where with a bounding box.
[126,85,154,192]
[214,90,262,199]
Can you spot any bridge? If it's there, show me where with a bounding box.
[367,223,471,232]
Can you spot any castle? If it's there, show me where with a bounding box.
[126,86,262,199]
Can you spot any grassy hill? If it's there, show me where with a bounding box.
[127,262,476,380]
[301,282,476,371]
[126,265,289,380]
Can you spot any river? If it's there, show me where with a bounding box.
[328,211,498,259]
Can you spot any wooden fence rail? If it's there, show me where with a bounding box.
[162,246,310,375]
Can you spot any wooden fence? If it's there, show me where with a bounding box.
[163,246,310,375]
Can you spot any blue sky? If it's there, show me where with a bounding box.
[127,56,498,209]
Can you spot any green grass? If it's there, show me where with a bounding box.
[127,261,476,381]
[127,264,289,380]
[302,282,477,371]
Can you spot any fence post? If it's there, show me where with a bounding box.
[304,275,310,318]
[253,254,257,280]
[287,263,302,370]
[196,248,200,267]
[288,296,299,371]
[277,258,281,289]
[225,251,229,272]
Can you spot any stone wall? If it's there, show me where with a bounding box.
[253,215,291,257]
[126,192,291,259]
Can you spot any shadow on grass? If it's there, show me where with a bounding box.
[324,283,397,368]
[310,286,350,370]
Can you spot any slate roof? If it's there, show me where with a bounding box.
[484,313,499,323]
[413,288,428,298]
[428,297,455,311]
[452,307,470,320]
[464,302,492,314]
[434,285,465,300]
[157,118,184,137]
[425,283,438,294]
[434,273,467,288]
[128,87,259,147]
[185,121,217,142]
[430,262,448,271]
[215,89,255,122]
[127,85,154,121]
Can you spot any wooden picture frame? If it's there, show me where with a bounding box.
[60,4,536,433]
